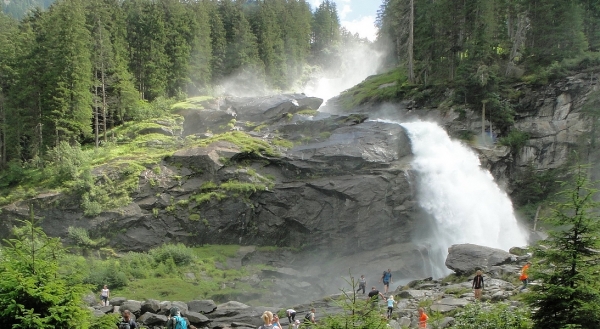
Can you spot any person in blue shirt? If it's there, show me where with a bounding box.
[385,295,396,319]
[380,269,393,294]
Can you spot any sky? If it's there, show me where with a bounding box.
[309,0,382,41]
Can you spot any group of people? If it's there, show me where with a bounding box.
[108,262,533,329]
[115,306,195,329]
[258,309,315,329]
[471,261,532,301]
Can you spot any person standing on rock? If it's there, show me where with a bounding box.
[357,275,367,294]
[385,295,396,319]
[368,286,385,310]
[472,270,484,300]
[100,284,110,306]
[418,307,428,328]
[286,309,296,323]
[259,311,275,329]
[380,269,393,294]
[519,262,531,291]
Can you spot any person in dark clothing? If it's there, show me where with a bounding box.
[472,270,484,300]
[367,286,385,309]
[117,310,137,329]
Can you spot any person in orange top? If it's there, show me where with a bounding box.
[418,307,428,328]
[519,262,531,291]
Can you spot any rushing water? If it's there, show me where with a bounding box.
[399,121,528,277]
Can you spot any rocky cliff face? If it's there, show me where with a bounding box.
[1,73,596,304]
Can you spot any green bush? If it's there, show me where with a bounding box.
[452,302,532,329]
[149,243,195,266]
[498,130,530,150]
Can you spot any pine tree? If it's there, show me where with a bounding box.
[41,0,93,146]
[187,1,213,94]
[0,206,92,328]
[523,166,600,328]
[0,13,18,167]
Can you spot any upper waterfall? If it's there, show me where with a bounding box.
[400,121,528,275]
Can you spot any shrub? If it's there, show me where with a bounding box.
[149,243,195,266]
[498,130,530,150]
[452,302,532,329]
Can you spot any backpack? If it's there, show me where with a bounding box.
[172,315,187,329]
[304,312,312,321]
[118,320,131,329]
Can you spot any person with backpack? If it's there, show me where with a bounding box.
[379,269,393,294]
[166,307,188,329]
[116,310,137,329]
[304,308,316,325]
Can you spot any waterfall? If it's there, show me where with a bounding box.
[400,121,528,277]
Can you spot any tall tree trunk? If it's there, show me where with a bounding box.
[408,0,414,83]
[94,74,99,149]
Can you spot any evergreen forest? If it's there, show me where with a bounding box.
[0,0,350,166]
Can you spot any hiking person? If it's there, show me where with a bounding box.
[385,295,396,319]
[472,270,484,300]
[367,286,385,309]
[117,310,137,329]
[519,262,531,291]
[379,269,393,294]
[357,275,367,294]
[418,307,428,328]
[304,308,316,324]
[166,306,187,329]
[286,309,296,323]
[100,285,110,306]
[259,311,274,329]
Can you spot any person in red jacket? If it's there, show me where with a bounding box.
[418,307,428,328]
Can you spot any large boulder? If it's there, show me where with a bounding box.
[119,300,142,316]
[187,300,217,314]
[138,312,168,326]
[186,311,211,326]
[445,244,514,275]
[141,299,161,314]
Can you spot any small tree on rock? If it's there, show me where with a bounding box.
[524,165,600,329]
[0,205,91,328]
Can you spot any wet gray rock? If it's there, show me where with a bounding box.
[138,312,168,326]
[186,311,211,325]
[445,244,514,275]
[110,297,127,306]
[83,293,97,307]
[141,299,161,314]
[119,300,142,316]
[188,300,217,314]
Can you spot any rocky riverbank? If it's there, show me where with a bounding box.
[89,243,530,329]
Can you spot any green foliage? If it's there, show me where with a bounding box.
[337,69,406,109]
[192,131,278,156]
[512,164,564,209]
[498,130,530,151]
[0,209,92,328]
[149,243,196,266]
[523,165,600,329]
[90,313,120,329]
[452,302,532,329]
[68,226,108,249]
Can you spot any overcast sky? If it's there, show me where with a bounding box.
[309,0,382,41]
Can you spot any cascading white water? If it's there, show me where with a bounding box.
[400,121,528,276]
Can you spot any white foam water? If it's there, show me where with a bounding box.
[400,121,528,277]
